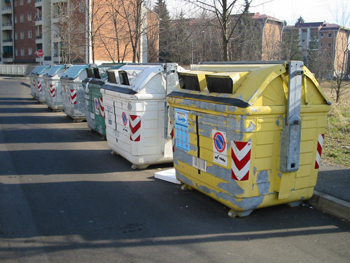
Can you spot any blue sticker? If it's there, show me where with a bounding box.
[175,109,189,152]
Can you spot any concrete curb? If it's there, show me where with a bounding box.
[307,190,350,223]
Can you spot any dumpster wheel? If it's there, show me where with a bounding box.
[287,201,301,207]
[131,164,149,170]
[228,209,254,218]
[111,151,119,156]
[181,184,192,191]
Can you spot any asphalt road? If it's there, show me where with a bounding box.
[0,77,350,263]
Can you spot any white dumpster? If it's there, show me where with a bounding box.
[43,64,71,111]
[60,64,90,121]
[29,65,50,100]
[101,63,184,169]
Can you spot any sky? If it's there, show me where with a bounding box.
[165,0,350,27]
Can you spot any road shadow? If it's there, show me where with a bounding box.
[0,128,103,144]
[0,107,53,114]
[0,149,132,176]
[0,115,78,124]
[0,178,349,261]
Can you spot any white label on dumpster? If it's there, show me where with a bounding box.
[85,100,89,106]
[94,98,99,115]
[212,130,228,166]
[174,109,189,152]
[192,156,207,172]
[85,95,90,100]
[90,112,95,120]
[105,105,114,114]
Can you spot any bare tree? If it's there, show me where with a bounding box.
[261,19,282,60]
[230,13,261,61]
[119,0,148,62]
[102,0,157,63]
[329,1,350,103]
[100,0,132,63]
[331,28,350,103]
[306,34,333,80]
[88,0,110,63]
[280,27,303,61]
[185,0,252,61]
[51,1,86,64]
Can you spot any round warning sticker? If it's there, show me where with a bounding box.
[122,112,128,126]
[213,132,226,153]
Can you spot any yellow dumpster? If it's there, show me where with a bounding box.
[167,61,331,217]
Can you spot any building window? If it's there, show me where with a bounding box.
[328,32,332,37]
[20,14,24,22]
[20,0,23,6]
[15,16,17,24]
[328,43,332,48]
[28,0,31,3]
[14,1,17,7]
[28,13,32,21]
[28,47,32,55]
[20,31,24,39]
[15,49,18,56]
[320,33,323,38]
[15,32,18,40]
[28,30,32,38]
[21,48,25,56]
[320,43,323,47]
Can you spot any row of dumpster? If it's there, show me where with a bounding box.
[29,61,331,217]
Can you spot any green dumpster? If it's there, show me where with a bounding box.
[84,64,125,138]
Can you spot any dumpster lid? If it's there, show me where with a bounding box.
[43,65,66,77]
[105,64,164,93]
[61,65,89,79]
[31,65,50,75]
[95,63,125,79]
[169,61,331,107]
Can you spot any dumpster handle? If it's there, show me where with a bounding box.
[280,61,303,173]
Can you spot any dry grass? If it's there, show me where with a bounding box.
[320,80,350,166]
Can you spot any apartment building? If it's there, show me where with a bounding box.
[283,21,350,75]
[0,0,159,65]
[252,13,284,61]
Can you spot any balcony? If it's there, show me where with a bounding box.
[35,35,43,43]
[2,52,13,63]
[34,16,43,25]
[1,22,13,31]
[35,0,43,7]
[2,39,13,46]
[1,6,12,15]
[2,57,14,63]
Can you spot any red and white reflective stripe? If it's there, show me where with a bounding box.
[33,79,36,87]
[37,81,42,93]
[315,134,324,169]
[70,89,77,104]
[231,141,251,181]
[170,121,174,152]
[50,84,56,97]
[129,115,141,142]
[99,97,104,117]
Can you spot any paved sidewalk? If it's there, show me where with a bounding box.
[309,162,350,223]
